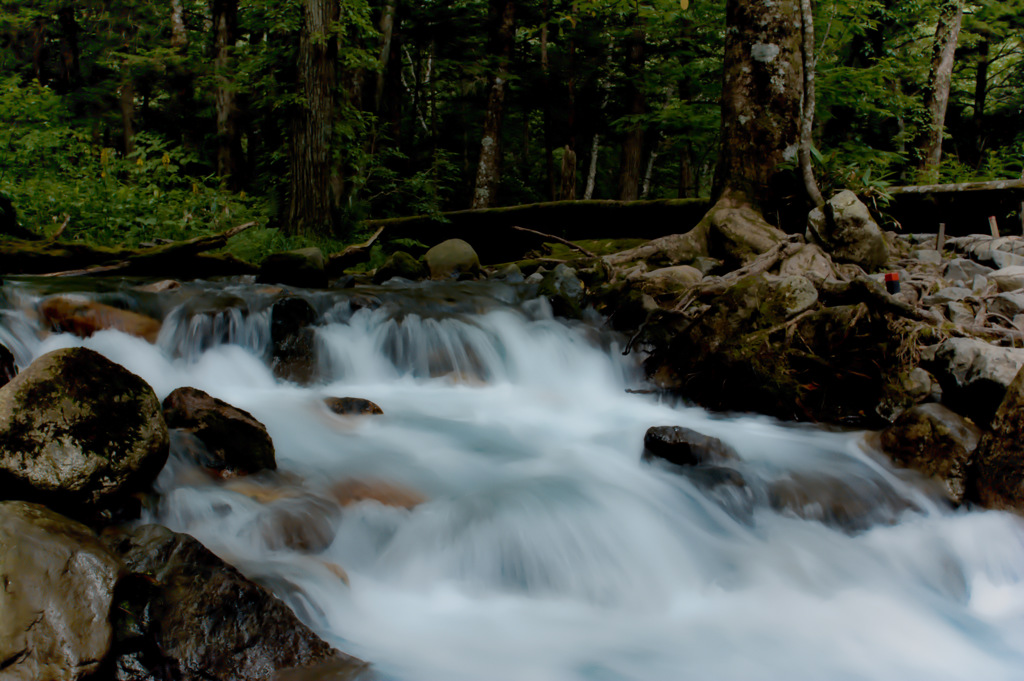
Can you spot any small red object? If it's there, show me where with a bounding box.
[884,272,899,282]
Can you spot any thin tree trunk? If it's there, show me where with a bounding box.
[798,0,824,207]
[584,133,599,200]
[640,141,658,199]
[560,145,577,200]
[57,5,80,91]
[919,0,964,181]
[618,15,645,201]
[288,0,339,236]
[973,38,989,161]
[119,79,135,156]
[541,0,555,200]
[213,0,245,188]
[679,143,694,198]
[374,1,398,114]
[471,0,516,209]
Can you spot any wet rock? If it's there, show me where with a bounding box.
[425,239,481,280]
[767,472,914,532]
[806,190,888,271]
[944,258,992,283]
[256,495,340,553]
[258,248,328,289]
[324,397,383,416]
[328,479,426,509]
[104,525,367,681]
[0,342,15,387]
[39,295,162,343]
[163,387,275,476]
[538,264,585,318]
[880,403,981,503]
[968,365,1024,513]
[271,297,319,384]
[989,265,1024,292]
[0,347,169,513]
[490,263,524,283]
[0,501,123,681]
[134,279,181,293]
[642,426,739,467]
[928,338,1024,426]
[373,251,427,284]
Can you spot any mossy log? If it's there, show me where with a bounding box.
[361,198,710,264]
[0,222,257,277]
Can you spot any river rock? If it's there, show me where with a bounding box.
[425,239,481,280]
[256,494,340,553]
[163,387,275,476]
[39,295,162,343]
[258,248,328,289]
[0,501,123,681]
[328,478,426,509]
[969,365,1024,513]
[921,287,971,306]
[634,265,702,297]
[271,297,319,384]
[538,264,585,318]
[987,292,1024,319]
[879,403,980,503]
[989,265,1024,292]
[373,251,427,283]
[324,396,383,416]
[0,343,15,387]
[806,190,888,271]
[642,426,739,467]
[0,347,169,512]
[767,472,914,532]
[992,251,1024,269]
[944,258,992,284]
[105,524,368,681]
[927,338,1024,425]
[946,301,976,326]
[911,249,942,265]
[770,275,819,317]
[778,243,836,284]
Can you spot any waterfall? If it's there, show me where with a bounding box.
[3,276,1024,681]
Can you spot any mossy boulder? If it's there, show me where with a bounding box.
[0,348,169,514]
[163,386,275,476]
[373,251,428,283]
[806,190,888,271]
[425,238,482,280]
[968,365,1024,513]
[257,247,328,289]
[0,501,124,681]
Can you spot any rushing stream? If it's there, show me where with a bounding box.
[3,276,1024,681]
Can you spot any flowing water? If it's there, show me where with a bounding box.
[3,276,1024,681]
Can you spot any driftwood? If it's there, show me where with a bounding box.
[327,225,385,273]
[510,225,597,258]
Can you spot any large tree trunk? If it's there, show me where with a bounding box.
[56,5,80,92]
[918,0,964,182]
[287,0,339,236]
[213,0,245,188]
[374,1,398,115]
[618,19,645,201]
[713,0,803,208]
[471,0,516,209]
[119,78,136,156]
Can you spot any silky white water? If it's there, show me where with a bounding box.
[4,278,1024,681]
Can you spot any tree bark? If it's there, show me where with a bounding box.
[287,0,339,236]
[712,0,803,207]
[374,1,398,115]
[170,0,188,49]
[56,5,80,91]
[471,0,516,209]
[213,0,245,188]
[584,133,600,200]
[560,145,577,200]
[798,0,824,208]
[919,0,964,182]
[119,79,136,156]
[618,17,646,201]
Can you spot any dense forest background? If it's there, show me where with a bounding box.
[1,0,1022,256]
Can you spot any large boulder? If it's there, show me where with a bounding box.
[926,338,1024,426]
[270,297,319,385]
[163,387,275,476]
[879,403,981,504]
[988,265,1024,292]
[0,348,169,513]
[806,190,888,271]
[258,248,328,289]
[968,365,1024,513]
[0,501,124,681]
[104,524,369,681]
[424,239,481,280]
[39,295,162,343]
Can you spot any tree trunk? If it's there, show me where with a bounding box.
[618,19,645,201]
[287,0,339,236]
[919,0,964,182]
[679,143,694,199]
[798,0,824,207]
[56,5,80,91]
[560,145,577,200]
[713,0,803,207]
[471,0,516,209]
[584,133,600,200]
[374,1,398,115]
[170,0,188,48]
[973,38,989,163]
[119,78,135,156]
[213,0,245,188]
[541,0,556,200]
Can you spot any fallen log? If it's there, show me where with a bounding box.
[887,178,1024,195]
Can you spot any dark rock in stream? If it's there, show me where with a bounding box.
[0,342,15,386]
[968,365,1024,513]
[0,347,169,516]
[271,297,319,384]
[0,501,124,681]
[39,294,163,343]
[258,247,328,289]
[104,524,369,681]
[324,396,383,416]
[538,264,585,318]
[163,387,275,476]
[767,472,916,533]
[642,426,739,467]
[373,251,427,284]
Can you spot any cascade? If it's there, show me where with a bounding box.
[2,276,1023,681]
